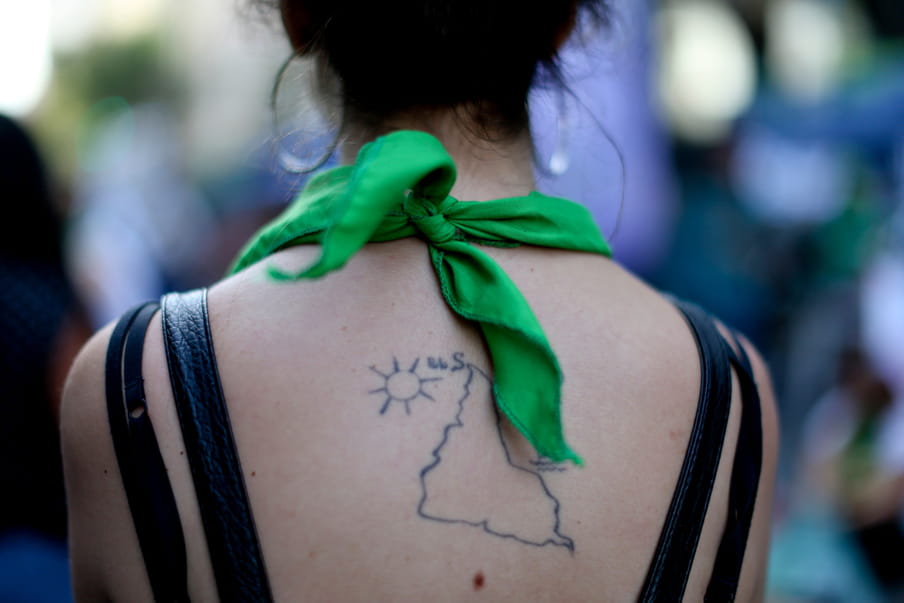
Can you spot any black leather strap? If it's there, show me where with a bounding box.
[106,301,190,603]
[161,289,274,603]
[638,301,734,602]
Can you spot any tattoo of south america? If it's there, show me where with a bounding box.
[368,354,574,551]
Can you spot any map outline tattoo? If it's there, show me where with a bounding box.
[370,354,574,552]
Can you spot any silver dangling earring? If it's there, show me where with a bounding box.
[270,53,344,175]
[533,88,574,178]
[531,87,627,242]
[547,90,573,176]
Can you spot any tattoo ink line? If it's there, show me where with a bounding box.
[416,363,575,552]
[369,356,442,415]
[529,459,569,473]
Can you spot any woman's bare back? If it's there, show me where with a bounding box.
[62,238,777,601]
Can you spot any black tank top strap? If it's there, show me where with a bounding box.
[638,300,735,601]
[105,301,190,602]
[161,289,274,603]
[638,299,765,602]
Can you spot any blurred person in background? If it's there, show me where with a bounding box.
[781,345,904,601]
[61,0,777,601]
[65,103,218,329]
[0,114,86,602]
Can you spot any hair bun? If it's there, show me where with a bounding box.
[270,0,609,135]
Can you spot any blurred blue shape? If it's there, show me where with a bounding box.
[750,55,904,150]
[0,532,72,603]
[768,505,885,603]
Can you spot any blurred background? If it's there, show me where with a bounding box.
[1,0,902,600]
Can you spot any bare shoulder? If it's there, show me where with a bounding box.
[60,322,117,527]
[62,320,158,602]
[603,262,780,602]
[61,324,119,600]
[503,250,780,596]
[61,323,112,463]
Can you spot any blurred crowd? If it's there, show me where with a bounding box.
[1,0,903,601]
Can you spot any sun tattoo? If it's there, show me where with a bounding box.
[369,357,442,415]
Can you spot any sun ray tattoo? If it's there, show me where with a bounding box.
[369,357,442,415]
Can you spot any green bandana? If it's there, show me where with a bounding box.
[230,130,611,464]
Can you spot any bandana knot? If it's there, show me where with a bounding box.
[403,193,459,244]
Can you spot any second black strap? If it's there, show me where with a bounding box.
[704,335,764,602]
[161,289,274,603]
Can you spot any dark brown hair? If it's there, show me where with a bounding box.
[260,0,610,137]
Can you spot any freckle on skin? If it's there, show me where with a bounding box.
[473,572,485,590]
[251,471,256,477]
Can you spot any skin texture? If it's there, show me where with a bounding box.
[63,233,778,601]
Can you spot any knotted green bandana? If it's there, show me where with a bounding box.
[230,130,611,464]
